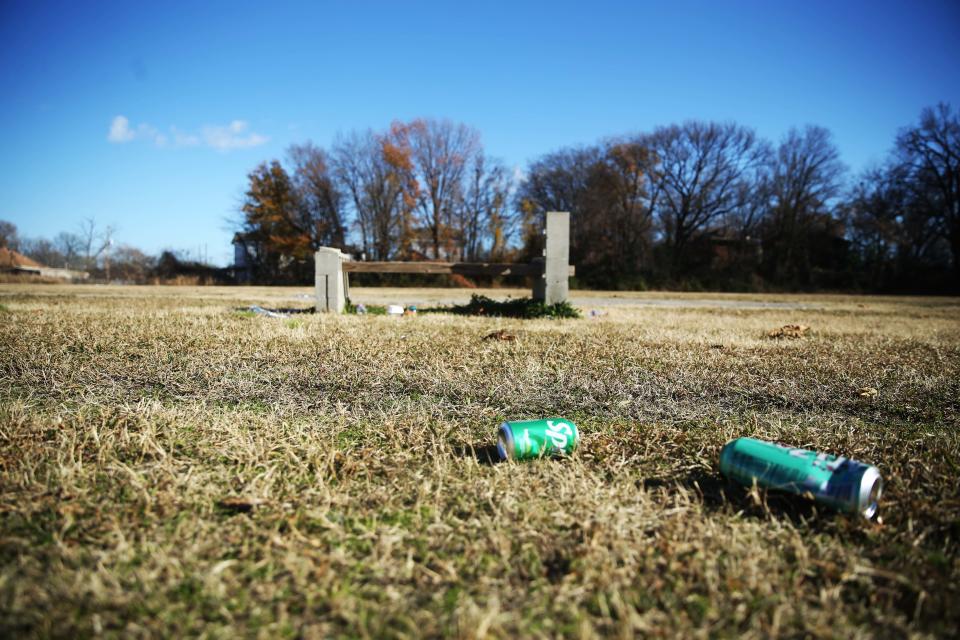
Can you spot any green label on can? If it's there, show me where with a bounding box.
[498,418,579,460]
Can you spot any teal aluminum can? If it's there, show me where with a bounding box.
[720,437,882,519]
[497,418,579,461]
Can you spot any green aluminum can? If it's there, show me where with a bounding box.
[719,437,882,519]
[497,418,579,461]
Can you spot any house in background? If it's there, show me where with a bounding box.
[0,247,88,280]
[231,232,258,283]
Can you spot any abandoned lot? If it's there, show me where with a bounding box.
[1,284,958,638]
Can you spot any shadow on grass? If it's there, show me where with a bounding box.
[242,306,316,314]
[644,468,843,528]
[451,443,503,466]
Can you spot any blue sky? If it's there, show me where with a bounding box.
[2,0,958,265]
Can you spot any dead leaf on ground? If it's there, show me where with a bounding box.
[217,497,266,513]
[859,387,879,398]
[483,329,517,342]
[768,324,810,339]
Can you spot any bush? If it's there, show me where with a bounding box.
[425,294,581,319]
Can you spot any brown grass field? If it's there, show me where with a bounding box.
[1,284,958,638]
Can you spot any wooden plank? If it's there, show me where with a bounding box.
[342,261,573,276]
[452,263,539,276]
[343,261,457,274]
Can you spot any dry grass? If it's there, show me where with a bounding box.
[1,284,958,638]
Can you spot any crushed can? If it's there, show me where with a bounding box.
[497,418,579,461]
[719,437,882,519]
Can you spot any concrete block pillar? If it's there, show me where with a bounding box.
[532,211,570,304]
[315,248,346,313]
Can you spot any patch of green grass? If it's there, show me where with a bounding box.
[425,293,581,319]
[345,297,387,315]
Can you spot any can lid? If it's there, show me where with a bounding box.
[496,422,514,461]
[857,465,882,519]
[718,438,739,477]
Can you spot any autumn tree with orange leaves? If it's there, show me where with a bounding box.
[332,129,418,261]
[388,119,480,260]
[240,145,346,281]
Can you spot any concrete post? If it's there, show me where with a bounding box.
[533,211,570,304]
[315,247,346,313]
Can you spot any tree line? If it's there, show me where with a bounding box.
[0,218,226,284]
[238,106,958,292]
[236,119,515,282]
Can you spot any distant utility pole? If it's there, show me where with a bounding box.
[105,234,113,281]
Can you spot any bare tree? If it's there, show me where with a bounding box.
[515,146,602,261]
[761,126,846,283]
[516,147,597,217]
[19,237,61,266]
[54,231,84,268]
[288,142,348,249]
[332,130,410,260]
[646,121,769,272]
[110,245,156,282]
[457,152,513,261]
[77,218,115,271]
[390,118,480,259]
[894,103,960,279]
[584,139,658,279]
[515,142,658,285]
[0,220,18,250]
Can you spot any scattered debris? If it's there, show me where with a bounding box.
[483,329,517,342]
[767,324,810,339]
[387,304,404,316]
[345,299,386,315]
[216,497,266,513]
[242,305,289,319]
[588,309,605,319]
[405,305,418,316]
[859,387,879,398]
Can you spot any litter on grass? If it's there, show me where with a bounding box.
[768,324,810,338]
[497,418,579,460]
[720,437,882,519]
[244,305,289,319]
[216,497,267,513]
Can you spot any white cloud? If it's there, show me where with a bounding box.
[107,115,268,151]
[107,115,135,142]
[202,120,269,151]
[171,127,200,148]
[137,123,163,145]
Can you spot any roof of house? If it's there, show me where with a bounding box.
[0,247,45,269]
